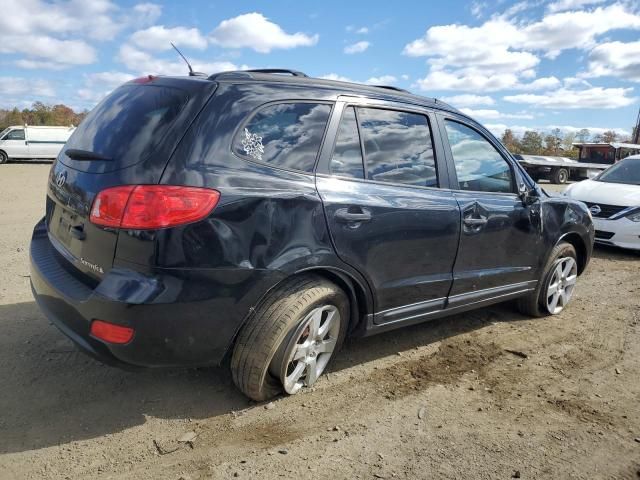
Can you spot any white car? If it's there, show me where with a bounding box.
[0,125,75,164]
[563,156,640,251]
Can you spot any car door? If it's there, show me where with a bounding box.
[1,128,29,158]
[316,99,460,324]
[436,114,542,306]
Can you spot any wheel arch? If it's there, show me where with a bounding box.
[292,266,373,336]
[557,231,588,275]
[221,265,374,364]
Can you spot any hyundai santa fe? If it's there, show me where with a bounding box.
[30,69,594,401]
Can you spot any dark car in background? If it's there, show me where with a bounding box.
[29,70,594,400]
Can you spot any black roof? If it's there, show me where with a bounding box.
[206,69,461,115]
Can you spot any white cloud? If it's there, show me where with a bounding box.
[0,77,55,97]
[404,18,540,73]
[86,71,136,88]
[406,3,640,95]
[344,41,370,54]
[210,12,318,53]
[459,108,534,120]
[118,44,240,76]
[546,0,605,13]
[415,70,520,92]
[319,73,354,82]
[515,76,561,90]
[0,35,96,66]
[76,71,136,105]
[0,0,163,69]
[441,94,495,107]
[504,86,637,109]
[132,3,162,26]
[346,25,369,34]
[583,41,640,82]
[14,59,69,70]
[470,1,487,19]
[131,25,208,51]
[365,75,397,84]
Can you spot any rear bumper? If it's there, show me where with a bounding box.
[30,218,282,367]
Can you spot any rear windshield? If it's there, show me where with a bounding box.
[61,84,189,169]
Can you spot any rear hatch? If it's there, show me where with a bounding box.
[46,77,215,281]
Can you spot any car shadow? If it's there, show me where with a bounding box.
[0,299,522,455]
[593,244,640,261]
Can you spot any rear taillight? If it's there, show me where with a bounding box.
[90,319,135,344]
[90,185,220,229]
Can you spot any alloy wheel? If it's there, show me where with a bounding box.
[279,305,341,394]
[545,256,577,314]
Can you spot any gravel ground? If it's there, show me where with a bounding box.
[0,163,639,480]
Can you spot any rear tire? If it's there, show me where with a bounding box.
[517,242,577,317]
[231,275,349,401]
[0,151,8,164]
[551,167,569,184]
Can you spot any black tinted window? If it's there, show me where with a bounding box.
[7,129,25,140]
[64,84,188,168]
[445,121,514,193]
[358,108,437,187]
[330,106,364,179]
[235,103,331,172]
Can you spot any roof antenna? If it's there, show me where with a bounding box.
[170,42,204,77]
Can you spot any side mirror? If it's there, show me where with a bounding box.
[519,182,538,206]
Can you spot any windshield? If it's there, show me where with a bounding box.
[595,157,640,186]
[0,128,9,140]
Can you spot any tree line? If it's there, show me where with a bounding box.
[500,127,628,158]
[0,102,88,131]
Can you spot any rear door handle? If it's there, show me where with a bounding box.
[335,208,372,223]
[463,217,487,227]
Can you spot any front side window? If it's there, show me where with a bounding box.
[330,106,364,179]
[358,108,437,187]
[234,102,332,172]
[6,129,25,140]
[445,120,514,193]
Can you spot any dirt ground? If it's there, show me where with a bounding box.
[0,162,639,480]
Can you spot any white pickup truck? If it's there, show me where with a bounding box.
[0,125,75,164]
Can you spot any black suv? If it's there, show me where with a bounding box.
[30,69,594,400]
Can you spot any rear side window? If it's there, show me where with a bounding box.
[63,84,189,168]
[444,120,514,193]
[330,106,364,179]
[358,108,437,187]
[234,102,331,172]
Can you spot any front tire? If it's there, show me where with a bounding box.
[517,242,578,317]
[0,151,8,164]
[231,275,349,401]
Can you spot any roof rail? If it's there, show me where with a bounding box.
[208,69,309,81]
[208,71,254,80]
[244,69,308,77]
[372,85,410,94]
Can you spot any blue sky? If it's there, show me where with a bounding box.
[1,0,639,138]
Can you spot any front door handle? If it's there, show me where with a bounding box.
[335,208,372,223]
